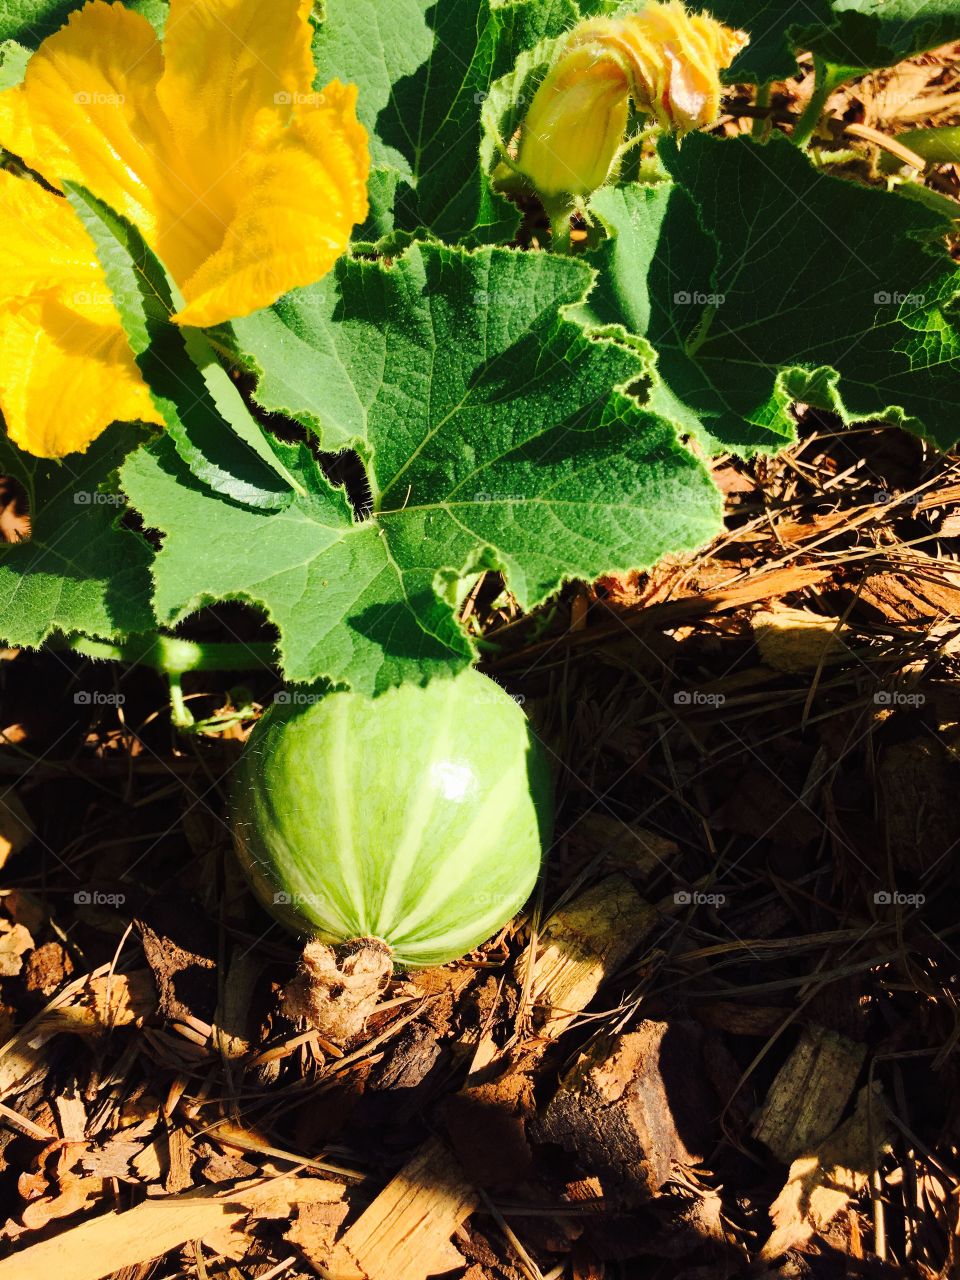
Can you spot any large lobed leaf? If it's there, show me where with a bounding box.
[116,243,721,695]
[582,132,960,454]
[0,426,154,646]
[311,0,585,242]
[710,0,960,83]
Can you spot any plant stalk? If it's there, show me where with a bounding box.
[62,633,278,675]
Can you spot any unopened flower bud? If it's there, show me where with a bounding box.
[516,44,631,197]
[515,1,747,198]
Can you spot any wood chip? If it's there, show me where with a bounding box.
[761,1083,892,1260]
[327,1138,476,1280]
[525,875,656,1039]
[0,1174,343,1280]
[0,791,33,870]
[572,814,680,879]
[0,922,33,978]
[753,1025,867,1164]
[752,606,851,674]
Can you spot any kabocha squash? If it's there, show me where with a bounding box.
[232,669,553,968]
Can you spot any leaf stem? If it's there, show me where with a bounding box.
[792,57,856,149]
[60,633,278,675]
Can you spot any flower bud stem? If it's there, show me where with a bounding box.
[543,195,576,253]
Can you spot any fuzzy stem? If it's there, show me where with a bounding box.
[792,57,856,149]
[542,195,575,253]
[61,633,278,675]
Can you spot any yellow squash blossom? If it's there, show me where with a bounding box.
[0,170,163,458]
[0,0,370,458]
[517,0,747,197]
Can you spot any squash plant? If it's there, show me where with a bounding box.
[0,0,958,961]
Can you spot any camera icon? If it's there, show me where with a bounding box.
[73,890,92,905]
[273,691,291,705]
[473,91,488,104]
[874,890,891,905]
[274,91,292,105]
[674,890,692,905]
[673,691,692,706]
[273,891,292,905]
[74,91,92,105]
[673,291,691,305]
[74,491,92,505]
[74,691,92,705]
[874,691,892,706]
[874,291,891,305]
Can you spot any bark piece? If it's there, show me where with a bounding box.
[525,874,656,1039]
[139,913,217,1025]
[23,943,73,998]
[535,1021,715,1204]
[753,1025,867,1164]
[443,1070,534,1189]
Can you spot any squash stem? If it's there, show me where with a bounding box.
[59,633,278,675]
[792,57,856,149]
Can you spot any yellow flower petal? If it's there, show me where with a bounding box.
[0,0,371,330]
[0,170,161,459]
[517,46,630,197]
[0,1,167,235]
[175,82,369,327]
[0,298,159,459]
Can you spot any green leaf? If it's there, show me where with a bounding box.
[807,0,960,71]
[0,39,31,91]
[0,426,155,647]
[312,0,577,242]
[584,133,960,454]
[0,0,165,49]
[124,243,721,695]
[66,184,305,510]
[709,0,960,82]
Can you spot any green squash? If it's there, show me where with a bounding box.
[232,668,552,967]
